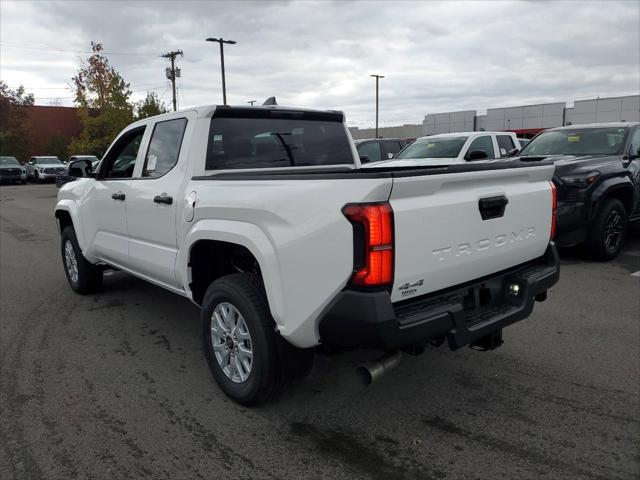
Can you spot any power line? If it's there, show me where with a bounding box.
[0,41,159,57]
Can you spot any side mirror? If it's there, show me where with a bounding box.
[507,148,520,157]
[28,160,34,165]
[359,155,370,164]
[68,159,93,178]
[467,150,488,161]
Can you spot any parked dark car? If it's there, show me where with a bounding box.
[355,138,407,163]
[0,156,27,184]
[517,122,640,259]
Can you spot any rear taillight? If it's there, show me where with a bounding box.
[550,181,557,240]
[342,202,394,288]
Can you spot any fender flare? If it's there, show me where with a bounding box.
[54,200,87,250]
[179,219,285,327]
[590,176,634,218]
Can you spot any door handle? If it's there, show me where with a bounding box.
[111,193,125,201]
[153,195,173,205]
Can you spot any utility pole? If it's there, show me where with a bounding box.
[206,37,236,105]
[162,50,183,111]
[248,100,256,106]
[370,74,384,138]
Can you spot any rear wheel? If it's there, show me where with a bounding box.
[61,226,103,294]
[201,273,312,405]
[587,198,627,260]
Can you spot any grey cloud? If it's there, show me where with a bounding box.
[1,0,638,127]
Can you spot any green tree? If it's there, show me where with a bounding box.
[69,42,134,157]
[46,133,69,161]
[135,91,167,120]
[0,81,34,162]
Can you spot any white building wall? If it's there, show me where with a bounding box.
[565,95,640,125]
[423,110,476,134]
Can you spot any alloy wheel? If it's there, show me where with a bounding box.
[210,302,253,383]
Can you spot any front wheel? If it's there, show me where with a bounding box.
[61,226,103,294]
[587,198,628,260]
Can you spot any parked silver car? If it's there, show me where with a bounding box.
[26,156,66,183]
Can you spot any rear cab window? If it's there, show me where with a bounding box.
[205,109,354,170]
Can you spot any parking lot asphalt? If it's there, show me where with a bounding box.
[1,183,639,480]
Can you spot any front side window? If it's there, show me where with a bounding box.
[384,141,403,159]
[357,142,382,162]
[396,136,468,159]
[205,115,353,170]
[101,127,145,179]
[143,118,188,178]
[627,128,640,156]
[466,136,495,159]
[496,135,516,156]
[519,127,627,156]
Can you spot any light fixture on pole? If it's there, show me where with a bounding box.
[206,37,237,105]
[370,74,384,138]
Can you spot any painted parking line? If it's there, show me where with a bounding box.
[631,271,640,277]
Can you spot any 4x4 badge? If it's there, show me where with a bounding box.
[398,279,424,291]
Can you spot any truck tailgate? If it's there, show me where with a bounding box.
[389,165,555,303]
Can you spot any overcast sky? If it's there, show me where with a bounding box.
[1,0,639,127]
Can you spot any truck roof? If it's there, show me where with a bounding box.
[133,104,345,124]
[549,122,640,130]
[414,131,516,141]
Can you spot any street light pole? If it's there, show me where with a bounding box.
[370,74,384,138]
[206,37,237,105]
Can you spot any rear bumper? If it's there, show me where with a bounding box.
[318,243,560,350]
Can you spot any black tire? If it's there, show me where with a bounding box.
[61,226,103,294]
[587,198,628,260]
[201,273,311,405]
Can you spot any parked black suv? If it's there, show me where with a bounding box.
[355,138,407,163]
[517,122,640,260]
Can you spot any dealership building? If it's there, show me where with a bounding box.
[348,94,640,140]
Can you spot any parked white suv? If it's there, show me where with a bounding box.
[367,131,522,168]
[55,106,558,405]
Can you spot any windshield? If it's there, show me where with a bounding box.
[395,136,468,159]
[35,157,62,165]
[0,157,20,166]
[519,127,626,156]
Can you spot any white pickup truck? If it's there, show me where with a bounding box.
[55,105,559,405]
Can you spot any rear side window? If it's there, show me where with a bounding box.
[143,118,188,178]
[466,136,496,159]
[496,135,515,157]
[205,116,353,170]
[357,142,382,162]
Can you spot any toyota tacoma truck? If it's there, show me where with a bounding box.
[55,105,559,405]
[517,122,640,260]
